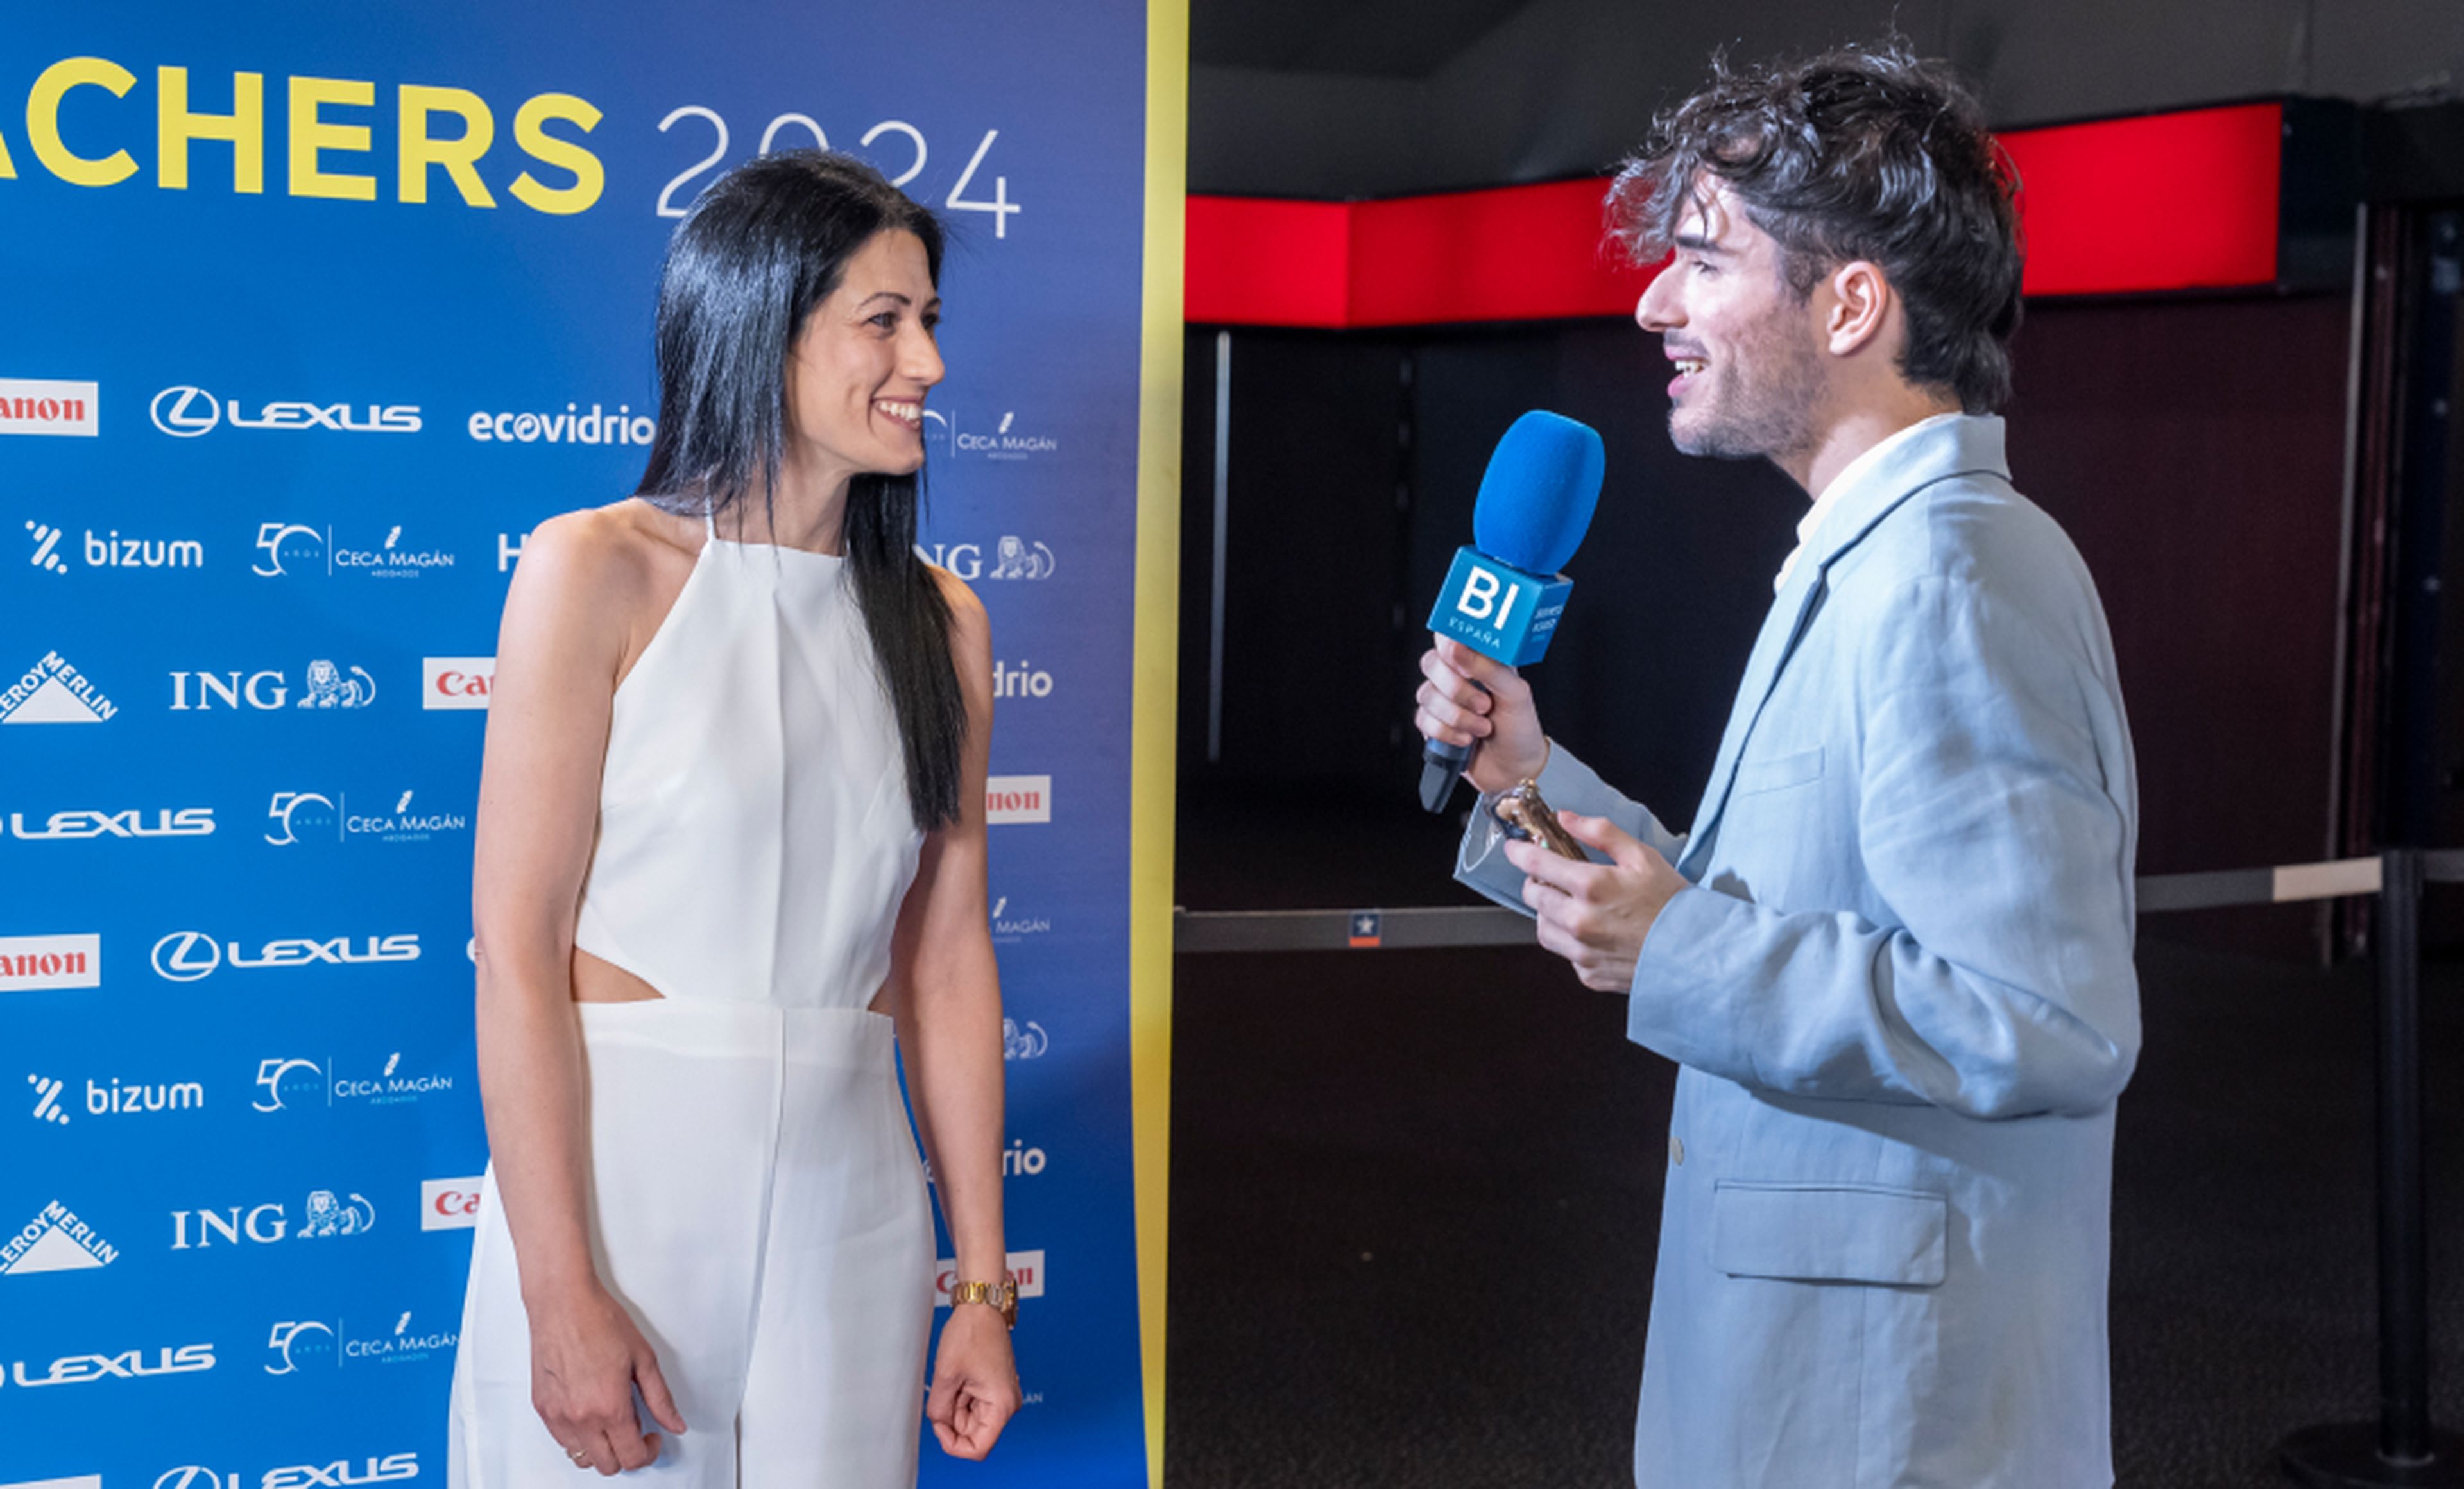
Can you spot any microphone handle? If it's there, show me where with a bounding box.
[1420,736,1474,813]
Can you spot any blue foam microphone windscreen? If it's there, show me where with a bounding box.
[1421,411,1605,811]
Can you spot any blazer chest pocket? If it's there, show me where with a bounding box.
[1733,745,1824,797]
[1709,1180,1947,1287]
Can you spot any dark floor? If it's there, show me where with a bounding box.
[1164,784,2464,1488]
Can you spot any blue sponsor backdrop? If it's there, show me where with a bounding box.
[0,3,1152,1484]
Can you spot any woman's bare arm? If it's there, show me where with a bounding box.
[886,572,1019,1458]
[470,508,684,1469]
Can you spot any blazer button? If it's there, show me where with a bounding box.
[1669,1133,1685,1166]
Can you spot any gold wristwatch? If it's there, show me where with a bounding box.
[948,1278,1018,1330]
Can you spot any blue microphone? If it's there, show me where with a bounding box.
[1420,409,1605,812]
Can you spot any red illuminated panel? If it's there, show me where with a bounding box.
[1346,178,1660,326]
[1185,196,1351,327]
[2004,102,2280,295]
[1186,102,2287,325]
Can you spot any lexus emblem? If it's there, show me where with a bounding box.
[150,385,221,438]
[151,930,222,982]
[155,1470,225,1489]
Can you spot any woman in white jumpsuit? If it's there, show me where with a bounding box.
[449,153,1020,1484]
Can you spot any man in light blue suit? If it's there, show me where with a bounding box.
[1416,46,2137,1489]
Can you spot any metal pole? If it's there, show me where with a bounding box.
[2279,847,2461,1486]
[1208,329,1230,765]
[2376,846,2429,1465]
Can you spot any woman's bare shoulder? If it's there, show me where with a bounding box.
[511,500,696,619]
[924,562,987,630]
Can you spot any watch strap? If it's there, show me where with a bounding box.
[948,1278,1018,1327]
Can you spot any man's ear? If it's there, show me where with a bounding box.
[1824,261,1892,356]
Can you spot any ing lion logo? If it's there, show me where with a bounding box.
[296,659,375,709]
[989,537,1054,580]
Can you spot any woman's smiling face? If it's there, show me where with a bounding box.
[785,228,945,482]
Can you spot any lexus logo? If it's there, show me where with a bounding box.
[157,1471,224,1489]
[151,931,221,982]
[150,386,220,438]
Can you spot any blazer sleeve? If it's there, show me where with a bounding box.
[1627,574,2140,1119]
[1454,743,1690,913]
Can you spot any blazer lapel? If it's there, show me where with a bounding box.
[1674,416,2014,880]
[1675,562,1827,879]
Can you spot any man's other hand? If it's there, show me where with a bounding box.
[1508,811,1688,992]
[1415,637,1549,794]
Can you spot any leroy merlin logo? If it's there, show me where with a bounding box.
[1,1199,119,1275]
[1,651,117,723]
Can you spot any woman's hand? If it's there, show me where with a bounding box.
[926,1305,1020,1459]
[527,1282,687,1475]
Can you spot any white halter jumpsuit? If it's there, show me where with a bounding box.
[449,521,934,1486]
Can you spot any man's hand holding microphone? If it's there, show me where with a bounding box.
[1415,411,1687,994]
[1416,638,1686,992]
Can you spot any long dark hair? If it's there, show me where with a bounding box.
[1606,42,2024,413]
[635,150,965,832]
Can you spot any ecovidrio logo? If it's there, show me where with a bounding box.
[467,400,656,447]
[993,660,1052,700]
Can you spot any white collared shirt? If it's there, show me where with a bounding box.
[1773,411,1964,593]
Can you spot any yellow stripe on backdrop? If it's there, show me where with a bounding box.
[1133,0,1188,1485]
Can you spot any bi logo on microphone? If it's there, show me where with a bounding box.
[1428,547,1572,666]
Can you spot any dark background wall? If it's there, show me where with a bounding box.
[1178,294,2359,955]
[1191,0,2464,198]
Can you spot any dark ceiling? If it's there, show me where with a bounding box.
[1190,0,1539,77]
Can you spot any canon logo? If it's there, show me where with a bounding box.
[985,775,1050,825]
[0,377,99,436]
[422,1177,483,1230]
[0,934,101,990]
[423,655,493,709]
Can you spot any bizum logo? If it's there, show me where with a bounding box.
[24,521,65,574]
[28,1074,69,1124]
[26,521,204,575]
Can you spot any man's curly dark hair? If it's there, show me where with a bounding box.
[1607,42,2024,413]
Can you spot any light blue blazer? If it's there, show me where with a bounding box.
[1459,415,2139,1489]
